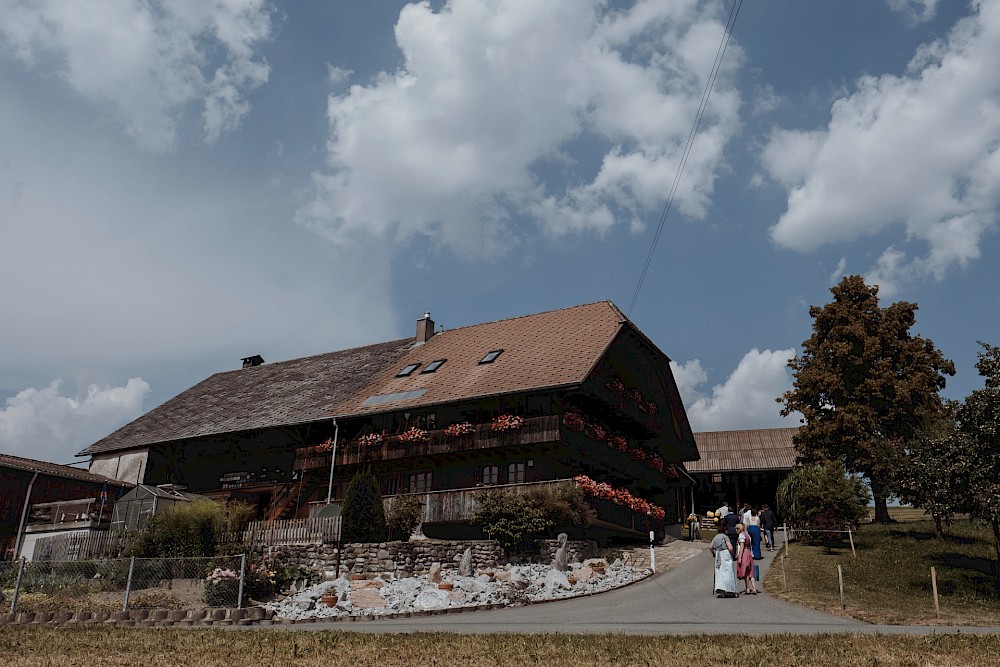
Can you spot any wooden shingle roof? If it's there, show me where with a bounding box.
[78,338,415,456]
[336,302,628,416]
[0,452,131,486]
[686,427,800,473]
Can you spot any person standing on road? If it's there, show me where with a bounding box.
[735,523,758,595]
[723,507,740,550]
[709,523,737,598]
[746,509,763,560]
[760,504,777,551]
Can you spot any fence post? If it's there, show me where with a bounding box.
[237,553,247,609]
[10,557,26,614]
[837,563,845,610]
[931,566,941,620]
[781,553,787,592]
[784,523,789,553]
[847,527,856,559]
[123,556,136,611]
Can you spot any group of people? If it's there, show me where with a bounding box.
[707,501,777,598]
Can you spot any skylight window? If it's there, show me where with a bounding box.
[478,349,504,364]
[396,363,421,377]
[421,359,447,373]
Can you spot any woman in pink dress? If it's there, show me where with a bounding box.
[735,523,758,595]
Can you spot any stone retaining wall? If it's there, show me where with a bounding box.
[258,540,502,579]
[0,607,270,627]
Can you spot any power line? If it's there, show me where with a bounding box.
[626,0,744,318]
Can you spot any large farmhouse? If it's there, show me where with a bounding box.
[79,302,699,541]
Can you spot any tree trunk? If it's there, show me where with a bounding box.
[872,493,893,524]
[992,520,1000,597]
[933,514,943,538]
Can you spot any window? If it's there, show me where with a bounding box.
[508,462,526,484]
[396,363,421,377]
[478,349,504,364]
[481,465,499,486]
[381,473,400,496]
[409,470,432,494]
[421,359,447,373]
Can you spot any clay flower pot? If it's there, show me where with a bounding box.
[320,594,339,607]
[438,582,454,591]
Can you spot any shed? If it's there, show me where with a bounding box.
[111,484,206,531]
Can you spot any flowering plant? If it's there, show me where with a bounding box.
[492,414,524,432]
[607,434,629,452]
[562,412,585,431]
[573,475,666,522]
[204,567,240,606]
[357,433,384,447]
[644,400,658,415]
[444,421,475,437]
[315,437,333,453]
[398,427,429,443]
[627,388,644,404]
[584,423,607,442]
[606,377,625,393]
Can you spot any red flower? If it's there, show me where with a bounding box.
[492,414,525,431]
[562,412,585,431]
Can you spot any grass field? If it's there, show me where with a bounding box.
[2,627,1000,667]
[766,519,1000,625]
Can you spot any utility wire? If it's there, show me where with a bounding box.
[626,0,744,318]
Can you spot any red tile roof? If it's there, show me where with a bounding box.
[336,302,627,415]
[685,427,799,473]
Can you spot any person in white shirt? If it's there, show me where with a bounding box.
[716,502,730,518]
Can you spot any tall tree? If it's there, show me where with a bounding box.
[958,342,1000,593]
[896,405,973,538]
[780,276,955,523]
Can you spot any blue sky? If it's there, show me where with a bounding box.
[1,0,997,466]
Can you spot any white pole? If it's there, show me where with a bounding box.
[837,563,845,610]
[649,530,656,572]
[325,418,340,505]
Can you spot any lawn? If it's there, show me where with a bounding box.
[766,519,1000,625]
[2,627,1000,667]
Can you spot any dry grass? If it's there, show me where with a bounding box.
[766,520,1000,625]
[2,627,1000,667]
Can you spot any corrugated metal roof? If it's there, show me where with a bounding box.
[686,427,799,473]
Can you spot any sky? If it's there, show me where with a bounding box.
[1,0,998,466]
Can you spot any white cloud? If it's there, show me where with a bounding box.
[763,1,1000,291]
[887,0,940,25]
[829,257,847,284]
[670,348,800,432]
[298,0,742,255]
[0,0,272,151]
[0,379,150,463]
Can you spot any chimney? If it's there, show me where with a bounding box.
[415,312,435,344]
[241,355,264,369]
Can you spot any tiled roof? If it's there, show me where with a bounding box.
[78,338,415,456]
[0,452,131,486]
[685,427,800,473]
[336,302,627,416]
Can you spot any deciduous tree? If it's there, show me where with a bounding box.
[780,276,955,523]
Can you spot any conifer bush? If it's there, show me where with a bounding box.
[341,471,387,543]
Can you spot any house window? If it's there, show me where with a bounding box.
[478,349,504,364]
[508,462,526,484]
[421,359,447,373]
[409,470,433,494]
[481,465,499,485]
[381,473,401,496]
[711,473,723,484]
[396,363,421,377]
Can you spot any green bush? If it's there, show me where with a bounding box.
[125,500,253,558]
[341,471,387,543]
[471,489,553,552]
[777,463,870,544]
[387,495,423,541]
[523,482,595,530]
[203,567,240,607]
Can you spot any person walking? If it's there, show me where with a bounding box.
[760,504,777,551]
[746,508,763,560]
[723,506,740,551]
[735,523,758,595]
[709,523,737,598]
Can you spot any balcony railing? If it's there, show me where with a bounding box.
[294,415,562,470]
[384,479,657,536]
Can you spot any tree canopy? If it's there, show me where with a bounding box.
[780,276,954,523]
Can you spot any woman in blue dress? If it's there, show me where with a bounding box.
[747,508,763,560]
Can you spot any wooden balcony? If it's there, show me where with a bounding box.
[384,478,658,538]
[294,415,562,470]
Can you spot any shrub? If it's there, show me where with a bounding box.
[387,495,423,541]
[471,489,552,553]
[125,499,254,558]
[777,463,870,544]
[341,471,387,543]
[203,567,240,607]
[522,482,595,531]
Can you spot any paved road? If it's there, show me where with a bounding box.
[263,540,1000,635]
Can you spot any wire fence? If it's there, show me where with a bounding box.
[3,555,249,615]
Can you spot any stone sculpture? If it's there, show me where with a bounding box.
[458,547,473,576]
[553,532,569,572]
